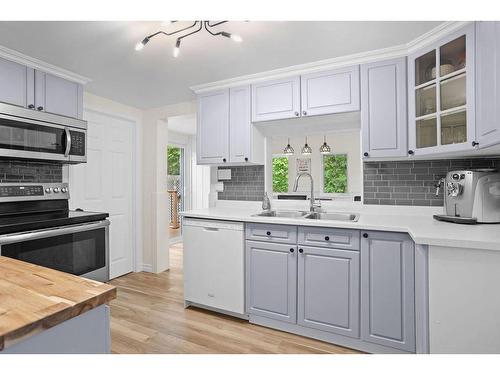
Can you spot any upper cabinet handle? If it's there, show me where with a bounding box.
[294,111,299,117]
[302,111,307,116]
[37,106,44,111]
[472,141,479,147]
[408,150,414,155]
[363,152,369,157]
[28,104,35,109]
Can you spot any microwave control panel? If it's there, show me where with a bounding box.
[69,130,86,156]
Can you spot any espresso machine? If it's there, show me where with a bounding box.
[433,169,500,224]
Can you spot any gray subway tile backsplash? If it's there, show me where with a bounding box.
[0,160,63,183]
[363,158,500,206]
[218,165,265,201]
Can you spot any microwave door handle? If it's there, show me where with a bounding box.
[0,220,110,245]
[64,127,71,157]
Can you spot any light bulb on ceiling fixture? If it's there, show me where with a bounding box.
[220,31,242,42]
[173,39,181,58]
[135,37,150,51]
[301,137,312,155]
[319,135,332,154]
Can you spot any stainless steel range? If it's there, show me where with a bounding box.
[0,182,109,281]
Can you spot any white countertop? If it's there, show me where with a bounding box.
[181,202,500,251]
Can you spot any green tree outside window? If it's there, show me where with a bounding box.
[272,157,289,193]
[167,146,181,176]
[323,154,348,193]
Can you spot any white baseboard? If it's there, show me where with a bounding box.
[142,264,153,273]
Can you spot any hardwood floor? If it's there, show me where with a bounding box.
[109,243,361,354]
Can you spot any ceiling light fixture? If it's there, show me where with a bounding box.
[319,135,332,154]
[301,137,312,155]
[283,138,294,155]
[135,21,243,56]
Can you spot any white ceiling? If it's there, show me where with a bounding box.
[0,21,443,109]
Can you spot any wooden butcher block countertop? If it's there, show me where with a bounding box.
[0,256,116,351]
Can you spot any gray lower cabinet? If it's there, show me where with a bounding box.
[297,246,360,338]
[360,230,415,352]
[245,240,297,323]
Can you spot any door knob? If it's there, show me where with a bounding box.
[325,236,330,241]
[266,231,271,236]
[363,233,368,238]
[408,150,414,155]
[472,141,479,147]
[289,248,294,253]
[28,104,35,109]
[302,111,307,116]
[294,111,299,116]
[37,106,44,111]
[222,158,227,163]
[299,248,303,253]
[363,152,369,157]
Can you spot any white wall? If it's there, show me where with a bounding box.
[270,130,362,196]
[141,101,197,272]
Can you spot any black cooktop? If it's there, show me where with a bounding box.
[0,196,109,235]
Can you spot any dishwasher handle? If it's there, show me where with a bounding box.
[203,227,220,232]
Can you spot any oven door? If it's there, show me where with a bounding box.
[0,220,109,282]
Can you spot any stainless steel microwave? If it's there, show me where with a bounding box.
[0,103,87,163]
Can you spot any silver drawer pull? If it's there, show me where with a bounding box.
[203,227,219,232]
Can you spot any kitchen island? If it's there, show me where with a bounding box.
[0,256,116,354]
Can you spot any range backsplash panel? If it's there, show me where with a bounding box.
[363,158,500,206]
[217,165,265,201]
[0,160,63,183]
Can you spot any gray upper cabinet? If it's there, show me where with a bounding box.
[245,240,297,323]
[408,24,475,156]
[197,89,230,164]
[0,57,33,108]
[475,21,500,149]
[0,56,83,119]
[361,57,408,158]
[35,71,83,119]
[361,231,415,353]
[301,66,360,117]
[251,76,301,122]
[297,246,360,338]
[229,85,252,163]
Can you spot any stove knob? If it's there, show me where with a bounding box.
[53,187,60,193]
[61,187,68,193]
[45,188,52,193]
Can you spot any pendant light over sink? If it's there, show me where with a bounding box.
[283,138,294,155]
[319,135,332,154]
[301,137,312,155]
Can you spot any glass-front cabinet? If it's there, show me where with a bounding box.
[408,24,476,155]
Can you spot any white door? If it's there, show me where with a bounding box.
[69,109,135,279]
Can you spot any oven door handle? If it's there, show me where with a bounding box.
[0,220,110,245]
[64,127,72,157]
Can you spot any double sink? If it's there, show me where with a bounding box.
[252,210,360,222]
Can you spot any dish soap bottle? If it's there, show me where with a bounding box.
[262,192,271,212]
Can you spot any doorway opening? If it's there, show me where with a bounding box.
[167,144,184,244]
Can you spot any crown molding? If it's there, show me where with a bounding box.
[191,21,472,94]
[0,44,92,85]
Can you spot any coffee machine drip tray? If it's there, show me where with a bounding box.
[433,214,478,225]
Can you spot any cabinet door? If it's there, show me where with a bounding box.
[408,24,475,156]
[361,231,415,352]
[476,21,500,149]
[298,246,360,338]
[229,85,251,163]
[361,58,407,158]
[196,89,230,164]
[35,71,83,119]
[246,240,297,323]
[0,57,33,108]
[251,76,300,122]
[301,66,360,117]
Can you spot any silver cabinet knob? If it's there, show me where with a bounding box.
[302,111,307,116]
[294,111,299,116]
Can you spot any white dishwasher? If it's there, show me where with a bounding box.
[183,218,245,315]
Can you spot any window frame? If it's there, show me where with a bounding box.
[320,152,349,197]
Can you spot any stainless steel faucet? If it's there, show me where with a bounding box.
[293,172,321,212]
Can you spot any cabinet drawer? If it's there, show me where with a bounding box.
[246,223,297,244]
[298,227,360,250]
